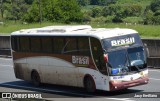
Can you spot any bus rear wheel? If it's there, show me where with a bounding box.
[84,76,96,93]
[31,71,41,87]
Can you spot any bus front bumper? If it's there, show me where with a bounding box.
[109,77,149,91]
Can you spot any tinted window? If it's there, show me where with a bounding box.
[11,36,19,51]
[63,38,77,54]
[19,37,30,52]
[42,37,52,53]
[30,37,41,52]
[53,37,64,53]
[78,37,90,56]
[91,37,107,75]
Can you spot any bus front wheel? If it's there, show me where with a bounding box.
[31,71,41,87]
[84,76,96,93]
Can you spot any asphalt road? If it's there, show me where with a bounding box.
[0,57,160,101]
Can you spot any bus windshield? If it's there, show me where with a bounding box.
[102,34,147,76]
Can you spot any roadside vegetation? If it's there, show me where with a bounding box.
[0,0,160,38]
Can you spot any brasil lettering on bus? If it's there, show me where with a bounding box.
[111,37,135,47]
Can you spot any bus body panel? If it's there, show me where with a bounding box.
[13,55,110,90]
[14,56,79,85]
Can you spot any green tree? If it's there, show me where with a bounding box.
[77,0,90,6]
[108,4,125,22]
[143,0,160,25]
[90,0,98,5]
[150,0,160,12]
[102,6,111,16]
[91,7,102,18]
[4,0,28,22]
[154,10,160,16]
[124,4,142,17]
[56,0,83,23]
[143,10,154,24]
[0,0,4,19]
[102,3,122,17]
[43,0,62,22]
[23,0,83,23]
[98,0,116,6]
[112,9,125,23]
[24,0,34,4]
[22,0,40,22]
[90,0,116,5]
[153,15,160,24]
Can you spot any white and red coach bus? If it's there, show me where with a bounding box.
[11,25,149,92]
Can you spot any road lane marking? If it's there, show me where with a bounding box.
[0,65,13,67]
[0,57,12,60]
[149,69,160,72]
[149,78,160,81]
[105,98,134,101]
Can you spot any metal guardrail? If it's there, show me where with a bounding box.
[0,48,11,58]
[0,35,11,58]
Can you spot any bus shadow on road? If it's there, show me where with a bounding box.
[0,80,143,98]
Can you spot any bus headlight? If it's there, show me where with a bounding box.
[111,68,119,75]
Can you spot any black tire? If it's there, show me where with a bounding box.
[31,71,41,87]
[84,76,96,93]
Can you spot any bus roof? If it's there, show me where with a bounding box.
[11,25,138,39]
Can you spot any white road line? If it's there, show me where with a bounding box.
[0,58,12,60]
[149,69,160,72]
[149,78,160,81]
[0,65,13,67]
[105,98,134,101]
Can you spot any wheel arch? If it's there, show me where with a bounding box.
[31,69,38,78]
[83,74,96,90]
[31,69,41,82]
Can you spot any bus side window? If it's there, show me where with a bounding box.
[19,36,30,52]
[41,37,52,53]
[78,37,90,56]
[90,37,108,75]
[30,37,41,52]
[63,38,78,54]
[53,37,65,54]
[11,36,19,51]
